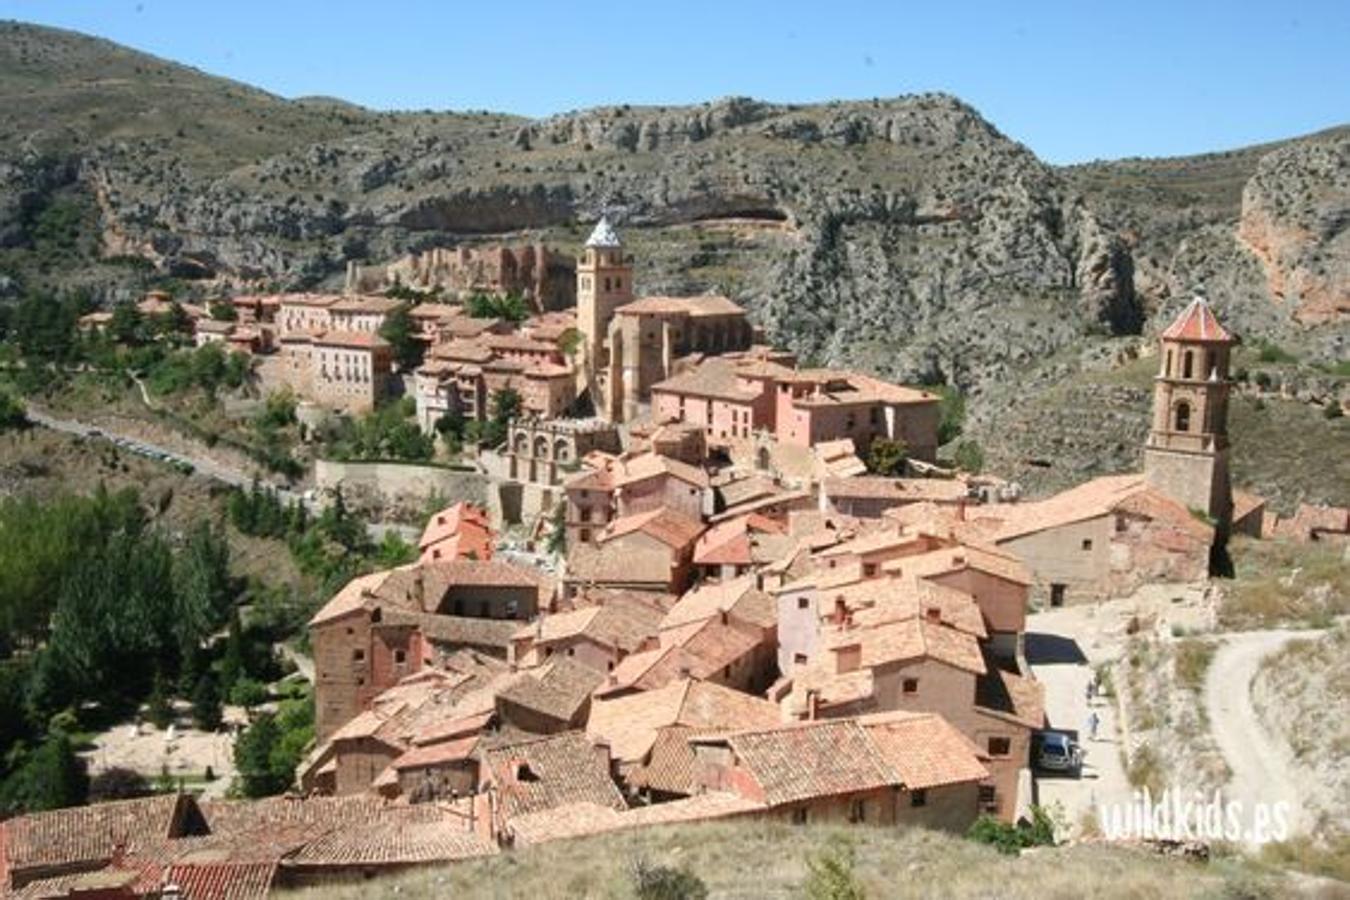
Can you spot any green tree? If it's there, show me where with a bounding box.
[954,439,984,474]
[172,522,233,650]
[866,438,908,476]
[233,712,283,797]
[0,732,89,813]
[483,388,521,448]
[109,301,145,345]
[466,291,529,323]
[191,674,223,732]
[379,302,424,370]
[0,392,27,432]
[146,669,175,729]
[936,386,966,445]
[803,836,866,900]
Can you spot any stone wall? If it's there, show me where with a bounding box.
[315,458,489,522]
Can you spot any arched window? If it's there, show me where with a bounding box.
[1174,401,1191,432]
[1182,351,1194,380]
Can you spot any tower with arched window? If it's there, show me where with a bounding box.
[1143,296,1236,527]
[576,216,633,408]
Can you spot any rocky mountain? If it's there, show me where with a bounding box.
[1,21,1346,501]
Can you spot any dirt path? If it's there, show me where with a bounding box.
[1204,628,1322,839]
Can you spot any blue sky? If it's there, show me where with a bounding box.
[4,0,1348,163]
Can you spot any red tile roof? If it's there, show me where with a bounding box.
[1160,296,1234,343]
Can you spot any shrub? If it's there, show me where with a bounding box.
[1324,403,1343,420]
[1173,638,1214,691]
[966,805,1057,856]
[629,857,708,900]
[865,438,907,476]
[803,835,866,899]
[88,766,152,803]
[954,439,984,474]
[228,678,269,709]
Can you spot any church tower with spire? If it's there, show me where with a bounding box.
[1142,296,1236,529]
[575,216,633,410]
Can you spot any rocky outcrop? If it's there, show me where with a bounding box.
[1237,137,1350,323]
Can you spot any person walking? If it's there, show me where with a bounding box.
[1088,710,1101,741]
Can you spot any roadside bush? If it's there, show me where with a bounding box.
[954,439,984,474]
[1173,638,1215,691]
[966,805,1057,856]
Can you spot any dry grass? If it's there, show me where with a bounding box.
[1259,834,1350,884]
[1221,537,1350,631]
[1174,639,1216,693]
[276,821,1296,899]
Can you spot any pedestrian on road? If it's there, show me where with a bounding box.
[1088,710,1101,741]
[1085,679,1095,704]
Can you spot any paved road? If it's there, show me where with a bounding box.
[1204,628,1322,841]
[1027,604,1135,832]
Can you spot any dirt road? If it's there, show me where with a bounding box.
[1204,628,1322,839]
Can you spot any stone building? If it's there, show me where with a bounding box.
[1142,296,1236,530]
[505,418,621,487]
[650,355,941,461]
[603,295,755,421]
[345,242,575,311]
[310,332,394,415]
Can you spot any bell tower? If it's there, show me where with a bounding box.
[576,216,632,371]
[1142,296,1236,529]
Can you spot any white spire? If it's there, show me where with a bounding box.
[584,216,622,248]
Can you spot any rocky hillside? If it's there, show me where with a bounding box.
[1,21,1346,496]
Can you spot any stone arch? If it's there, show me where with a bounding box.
[513,431,530,454]
[757,446,772,471]
[554,439,571,463]
[1174,401,1191,432]
[1182,350,1194,380]
[533,435,550,459]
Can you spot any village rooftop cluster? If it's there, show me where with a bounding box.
[15,220,1346,898]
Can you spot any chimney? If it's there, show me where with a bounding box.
[806,689,820,721]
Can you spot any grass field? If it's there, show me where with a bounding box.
[279,820,1306,899]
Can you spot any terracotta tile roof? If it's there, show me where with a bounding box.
[609,452,711,490]
[496,658,603,725]
[308,570,395,625]
[715,475,782,509]
[971,474,1197,542]
[566,541,674,588]
[157,861,278,900]
[879,542,1033,587]
[820,617,986,674]
[287,817,496,866]
[391,735,481,771]
[628,725,702,795]
[708,489,813,524]
[277,293,342,308]
[975,666,1046,730]
[602,508,704,550]
[330,295,404,314]
[1160,296,1234,343]
[817,575,988,639]
[712,719,894,805]
[857,712,991,790]
[12,869,141,899]
[525,601,661,654]
[480,731,626,820]
[312,330,390,350]
[825,476,969,503]
[652,358,761,402]
[616,295,745,317]
[1,794,193,875]
[703,713,987,806]
[660,575,776,632]
[587,679,780,764]
[409,302,462,320]
[506,792,761,846]
[693,514,788,567]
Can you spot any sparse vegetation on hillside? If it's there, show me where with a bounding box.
[1220,537,1349,630]
[278,820,1291,899]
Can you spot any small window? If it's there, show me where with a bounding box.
[567,647,576,657]
[1081,539,1093,551]
[849,799,866,823]
[394,649,406,665]
[723,665,732,678]
[793,653,808,666]
[987,737,1011,757]
[1050,584,1066,608]
[902,678,919,694]
[797,597,809,610]
[352,649,365,662]
[791,807,808,825]
[911,789,928,808]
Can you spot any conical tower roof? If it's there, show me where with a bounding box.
[584,216,622,248]
[1161,296,1233,344]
